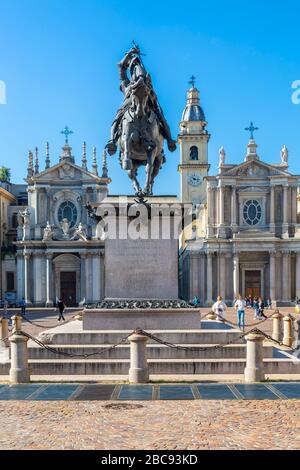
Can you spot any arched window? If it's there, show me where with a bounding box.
[189,146,198,161]
[58,201,78,228]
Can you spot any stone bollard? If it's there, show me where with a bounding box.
[128,332,149,384]
[9,331,30,384]
[244,332,265,383]
[206,311,217,321]
[272,310,283,343]
[0,317,9,348]
[11,315,22,333]
[283,315,294,348]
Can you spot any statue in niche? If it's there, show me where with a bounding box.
[60,218,70,238]
[22,208,30,226]
[43,221,54,241]
[17,211,24,226]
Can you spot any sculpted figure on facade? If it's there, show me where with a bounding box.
[60,218,70,238]
[281,145,288,164]
[43,221,54,241]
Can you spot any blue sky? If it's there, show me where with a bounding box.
[0,0,300,194]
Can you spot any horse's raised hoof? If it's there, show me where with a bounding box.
[122,159,132,170]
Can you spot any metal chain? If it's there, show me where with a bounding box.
[134,328,249,352]
[20,331,133,359]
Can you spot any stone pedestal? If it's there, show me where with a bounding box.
[244,332,265,383]
[83,307,201,331]
[105,236,179,300]
[128,332,149,383]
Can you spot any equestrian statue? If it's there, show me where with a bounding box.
[106,44,176,196]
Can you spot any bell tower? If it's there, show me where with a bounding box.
[178,78,210,204]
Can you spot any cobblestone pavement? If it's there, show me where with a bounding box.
[0,400,299,450]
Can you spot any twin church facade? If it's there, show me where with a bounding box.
[1,84,300,306]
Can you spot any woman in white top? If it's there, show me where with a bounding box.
[212,296,227,321]
[235,294,246,331]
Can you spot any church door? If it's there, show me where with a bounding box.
[60,272,77,306]
[245,270,261,299]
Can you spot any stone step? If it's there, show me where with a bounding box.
[38,329,244,346]
[1,357,299,376]
[27,342,276,360]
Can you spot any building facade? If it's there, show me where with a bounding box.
[179,85,300,306]
[13,141,110,306]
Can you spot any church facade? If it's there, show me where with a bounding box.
[179,86,300,306]
[14,140,110,306]
[1,85,300,307]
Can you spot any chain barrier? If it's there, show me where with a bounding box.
[133,328,249,352]
[20,330,133,359]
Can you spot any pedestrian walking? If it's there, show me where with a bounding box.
[212,296,227,321]
[266,298,272,309]
[253,297,259,320]
[19,297,26,316]
[235,294,246,331]
[56,298,66,322]
[258,298,267,319]
[193,296,200,307]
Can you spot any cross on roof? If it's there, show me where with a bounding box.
[245,122,259,140]
[61,126,73,144]
[189,75,196,88]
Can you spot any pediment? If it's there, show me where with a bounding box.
[222,159,291,178]
[29,161,101,182]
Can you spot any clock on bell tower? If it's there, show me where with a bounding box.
[178,79,210,205]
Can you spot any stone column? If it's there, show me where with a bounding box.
[269,251,276,304]
[24,251,32,305]
[207,187,214,237]
[233,253,240,299]
[46,254,53,307]
[272,310,283,342]
[33,253,43,305]
[283,185,289,233]
[282,251,291,302]
[292,187,298,224]
[85,254,92,303]
[206,252,213,305]
[244,332,265,383]
[16,252,24,302]
[219,254,226,299]
[231,186,237,230]
[128,332,149,384]
[219,186,225,226]
[270,185,275,231]
[80,254,86,305]
[9,332,30,384]
[283,315,294,347]
[296,252,300,299]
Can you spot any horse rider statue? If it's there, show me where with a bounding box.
[106,44,176,195]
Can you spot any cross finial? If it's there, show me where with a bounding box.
[189,75,196,88]
[60,126,73,144]
[245,122,259,140]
